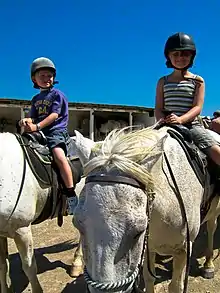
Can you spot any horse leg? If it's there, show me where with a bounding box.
[201,195,220,279]
[201,216,218,279]
[69,237,84,278]
[143,250,156,293]
[14,226,43,293]
[0,237,12,293]
[168,242,192,293]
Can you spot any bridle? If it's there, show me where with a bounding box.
[83,152,191,293]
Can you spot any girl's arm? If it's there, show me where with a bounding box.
[155,77,165,121]
[179,76,205,124]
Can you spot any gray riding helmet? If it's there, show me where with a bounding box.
[31,57,57,88]
[31,57,56,77]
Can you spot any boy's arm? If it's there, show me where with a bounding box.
[23,112,58,132]
[37,113,58,129]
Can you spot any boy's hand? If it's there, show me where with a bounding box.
[19,118,33,127]
[24,123,37,133]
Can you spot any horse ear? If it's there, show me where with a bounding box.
[145,134,168,170]
[157,134,168,150]
[73,130,96,165]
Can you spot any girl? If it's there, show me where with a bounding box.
[155,32,220,165]
[19,57,77,215]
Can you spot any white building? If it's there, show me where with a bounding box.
[0,98,155,141]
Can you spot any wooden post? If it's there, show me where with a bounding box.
[129,111,133,126]
[20,107,25,119]
[89,109,94,141]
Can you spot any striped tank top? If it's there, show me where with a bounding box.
[163,75,197,116]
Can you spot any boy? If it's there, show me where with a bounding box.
[19,57,77,215]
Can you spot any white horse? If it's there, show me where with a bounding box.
[72,127,220,293]
[0,132,91,293]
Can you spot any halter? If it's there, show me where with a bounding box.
[83,153,191,293]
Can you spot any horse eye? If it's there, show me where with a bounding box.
[134,230,145,239]
[73,217,84,233]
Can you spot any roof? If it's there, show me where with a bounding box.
[0,98,154,113]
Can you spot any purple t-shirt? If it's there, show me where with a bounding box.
[30,88,68,134]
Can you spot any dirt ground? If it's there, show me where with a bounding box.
[7,217,220,293]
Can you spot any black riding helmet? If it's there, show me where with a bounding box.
[164,33,196,70]
[213,110,220,118]
[31,57,58,89]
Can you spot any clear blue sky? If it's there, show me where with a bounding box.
[0,0,219,115]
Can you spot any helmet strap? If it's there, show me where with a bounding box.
[33,83,55,90]
[31,68,57,89]
[32,74,59,89]
[172,64,190,71]
[166,56,194,71]
[166,52,195,70]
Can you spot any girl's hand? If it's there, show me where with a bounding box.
[165,114,182,124]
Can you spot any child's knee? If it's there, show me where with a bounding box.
[52,147,66,163]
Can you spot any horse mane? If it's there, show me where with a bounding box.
[84,126,166,188]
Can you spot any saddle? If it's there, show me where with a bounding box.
[157,123,218,222]
[14,131,83,227]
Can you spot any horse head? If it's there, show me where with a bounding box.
[73,126,167,293]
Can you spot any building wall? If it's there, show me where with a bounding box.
[0,103,155,140]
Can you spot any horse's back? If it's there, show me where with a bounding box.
[0,133,47,235]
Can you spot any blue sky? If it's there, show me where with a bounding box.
[0,0,219,115]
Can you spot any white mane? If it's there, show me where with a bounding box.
[84,126,167,188]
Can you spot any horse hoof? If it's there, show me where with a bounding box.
[201,267,215,279]
[69,265,84,278]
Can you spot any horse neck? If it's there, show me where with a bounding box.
[150,135,204,210]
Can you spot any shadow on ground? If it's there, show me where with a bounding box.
[9,240,81,293]
[61,275,86,293]
[8,219,220,292]
[154,218,220,285]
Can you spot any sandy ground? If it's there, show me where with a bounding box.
[7,216,220,293]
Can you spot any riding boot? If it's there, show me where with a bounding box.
[65,187,78,215]
[209,162,220,194]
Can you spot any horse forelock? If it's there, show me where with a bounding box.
[84,126,167,188]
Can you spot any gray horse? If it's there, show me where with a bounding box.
[0,132,86,293]
[73,127,220,293]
